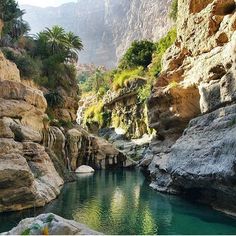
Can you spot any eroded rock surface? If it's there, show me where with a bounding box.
[146,0,236,213]
[3,213,101,235]
[0,54,63,212]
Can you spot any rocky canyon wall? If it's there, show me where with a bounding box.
[0,53,127,213]
[144,0,236,214]
[21,0,172,68]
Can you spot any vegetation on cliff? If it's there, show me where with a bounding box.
[0,0,83,124]
[81,26,176,135]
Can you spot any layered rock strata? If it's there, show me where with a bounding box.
[145,0,236,214]
[0,52,63,212]
[0,51,127,213]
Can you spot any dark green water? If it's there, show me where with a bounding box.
[1,170,236,234]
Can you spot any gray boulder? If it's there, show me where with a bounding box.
[2,213,101,235]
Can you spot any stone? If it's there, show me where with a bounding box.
[2,213,101,235]
[149,104,236,214]
[0,51,20,82]
[146,0,236,215]
[0,137,63,213]
[76,165,95,173]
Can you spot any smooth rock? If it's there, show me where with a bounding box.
[76,165,95,173]
[2,213,101,235]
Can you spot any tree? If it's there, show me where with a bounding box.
[0,0,30,41]
[35,26,83,63]
[118,40,155,70]
[42,26,67,54]
[65,31,83,62]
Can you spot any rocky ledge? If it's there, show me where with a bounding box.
[144,0,236,214]
[2,213,101,235]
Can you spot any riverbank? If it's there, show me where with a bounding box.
[1,170,236,235]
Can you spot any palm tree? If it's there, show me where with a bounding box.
[65,31,83,62]
[43,26,67,54]
[0,0,29,41]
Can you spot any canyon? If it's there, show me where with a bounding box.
[21,0,172,67]
[1,0,236,234]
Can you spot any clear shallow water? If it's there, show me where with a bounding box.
[1,169,236,234]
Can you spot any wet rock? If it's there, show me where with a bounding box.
[2,213,101,235]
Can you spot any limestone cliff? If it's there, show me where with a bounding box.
[21,0,172,67]
[144,0,236,214]
[0,51,63,212]
[0,51,127,213]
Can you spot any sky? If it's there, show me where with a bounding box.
[17,0,77,8]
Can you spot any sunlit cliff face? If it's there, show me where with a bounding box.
[21,0,172,67]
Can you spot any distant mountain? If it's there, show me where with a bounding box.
[21,0,172,68]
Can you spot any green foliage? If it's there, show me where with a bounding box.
[229,118,236,127]
[112,67,144,91]
[35,26,83,63]
[118,40,155,70]
[44,91,64,108]
[0,0,30,46]
[112,115,121,128]
[2,48,42,81]
[83,101,104,128]
[169,81,179,88]
[149,28,177,77]
[169,0,178,21]
[78,68,113,97]
[58,120,73,129]
[137,83,152,103]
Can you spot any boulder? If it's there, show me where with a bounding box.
[2,213,101,235]
[0,139,64,212]
[76,165,95,173]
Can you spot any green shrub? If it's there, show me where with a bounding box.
[83,101,104,128]
[16,54,42,80]
[2,48,43,81]
[169,81,179,88]
[112,67,144,91]
[149,28,177,77]
[137,83,152,103]
[44,91,64,108]
[118,40,155,70]
[58,120,73,129]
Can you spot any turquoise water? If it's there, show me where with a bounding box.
[1,170,236,234]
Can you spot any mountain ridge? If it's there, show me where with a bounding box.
[21,0,172,67]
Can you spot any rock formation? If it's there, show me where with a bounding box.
[0,51,127,213]
[3,213,101,235]
[145,0,236,214]
[21,0,172,67]
[103,78,150,139]
[0,51,64,212]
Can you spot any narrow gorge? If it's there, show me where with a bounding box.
[1,0,236,235]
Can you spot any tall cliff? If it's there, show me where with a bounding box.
[21,0,172,67]
[0,52,126,213]
[142,0,236,214]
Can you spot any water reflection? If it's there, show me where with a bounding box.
[0,170,236,235]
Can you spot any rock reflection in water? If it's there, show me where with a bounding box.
[1,170,236,234]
